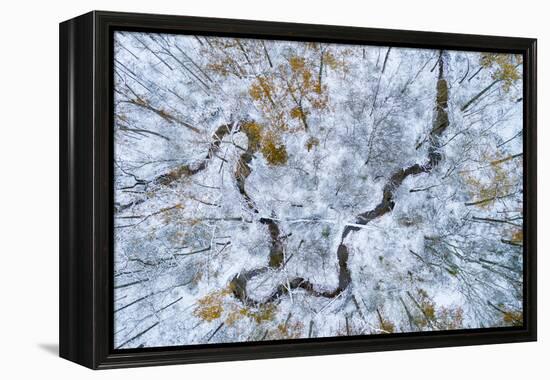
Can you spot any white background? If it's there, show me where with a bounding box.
[0,0,546,377]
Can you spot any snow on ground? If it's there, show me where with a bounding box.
[113,32,524,348]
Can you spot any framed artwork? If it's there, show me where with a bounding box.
[59,11,537,369]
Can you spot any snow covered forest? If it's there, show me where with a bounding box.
[113,31,524,349]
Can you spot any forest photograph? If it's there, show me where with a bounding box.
[112,31,524,349]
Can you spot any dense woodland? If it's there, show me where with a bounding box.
[112,31,524,348]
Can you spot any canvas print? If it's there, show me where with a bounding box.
[113,31,524,349]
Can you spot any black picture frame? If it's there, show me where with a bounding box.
[59,10,537,369]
